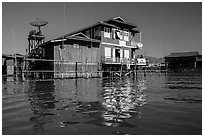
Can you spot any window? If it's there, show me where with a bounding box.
[105,47,111,58]
[104,27,111,38]
[94,27,101,39]
[124,29,129,36]
[119,31,123,40]
[104,27,110,33]
[124,30,129,41]
[124,50,129,59]
[115,30,122,40]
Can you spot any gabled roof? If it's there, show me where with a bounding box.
[56,16,138,40]
[67,35,100,43]
[113,16,126,23]
[165,51,201,58]
[56,21,116,40]
[104,16,137,29]
[40,33,100,47]
[69,32,90,39]
[68,32,100,43]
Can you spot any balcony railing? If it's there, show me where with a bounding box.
[104,57,135,64]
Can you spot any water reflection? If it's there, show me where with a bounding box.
[164,73,202,104]
[54,79,104,128]
[3,76,148,133]
[54,77,147,128]
[3,73,202,134]
[164,73,202,89]
[27,81,56,131]
[101,77,147,127]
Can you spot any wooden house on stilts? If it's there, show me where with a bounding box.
[39,16,143,78]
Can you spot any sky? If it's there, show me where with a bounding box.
[2,2,202,58]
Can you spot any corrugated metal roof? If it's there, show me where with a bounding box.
[40,35,100,47]
[67,36,101,43]
[165,51,201,58]
[104,16,138,28]
[57,21,116,40]
[57,16,138,40]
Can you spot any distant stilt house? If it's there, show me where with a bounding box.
[39,16,143,78]
[2,54,24,76]
[164,51,202,72]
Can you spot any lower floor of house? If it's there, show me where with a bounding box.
[166,61,202,72]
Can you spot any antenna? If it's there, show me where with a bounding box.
[60,2,66,61]
[62,2,66,48]
[11,27,16,54]
[164,32,166,57]
[28,18,48,57]
[12,27,18,78]
[63,2,66,40]
[30,18,48,33]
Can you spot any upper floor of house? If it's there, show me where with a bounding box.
[55,16,142,49]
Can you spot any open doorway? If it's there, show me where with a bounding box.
[115,49,120,62]
[131,49,135,59]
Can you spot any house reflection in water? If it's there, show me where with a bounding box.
[102,77,147,127]
[27,81,56,131]
[26,78,147,130]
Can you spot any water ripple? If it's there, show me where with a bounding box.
[2,73,202,134]
[100,78,147,127]
[164,97,202,103]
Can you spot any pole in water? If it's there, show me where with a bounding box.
[144,67,146,77]
[120,59,123,78]
[75,62,78,78]
[136,65,138,76]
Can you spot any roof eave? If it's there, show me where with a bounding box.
[67,36,101,43]
[105,19,138,29]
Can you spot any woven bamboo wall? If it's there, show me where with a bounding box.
[54,43,101,78]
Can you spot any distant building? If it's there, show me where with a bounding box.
[40,16,143,78]
[164,51,202,72]
[2,54,24,76]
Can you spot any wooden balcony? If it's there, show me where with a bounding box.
[104,57,135,65]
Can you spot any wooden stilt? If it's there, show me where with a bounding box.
[120,60,123,78]
[75,62,78,78]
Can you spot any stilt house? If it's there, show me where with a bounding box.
[40,16,143,78]
[164,51,202,72]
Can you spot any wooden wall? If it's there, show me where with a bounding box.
[53,40,101,78]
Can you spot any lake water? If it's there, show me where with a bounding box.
[2,73,202,135]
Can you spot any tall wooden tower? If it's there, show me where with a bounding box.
[28,18,48,58]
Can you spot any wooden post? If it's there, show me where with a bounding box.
[85,58,87,78]
[136,65,138,76]
[22,59,26,81]
[134,58,137,77]
[91,62,92,78]
[194,61,197,69]
[14,54,18,80]
[144,66,146,77]
[110,59,112,77]
[75,62,78,78]
[120,60,123,78]
[60,60,64,79]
